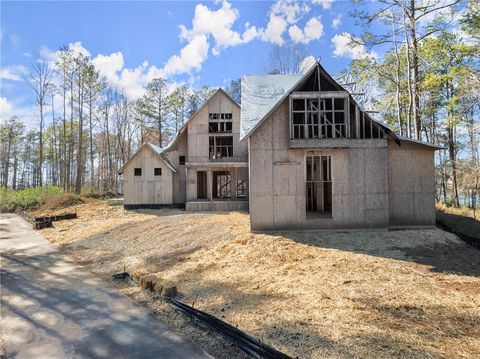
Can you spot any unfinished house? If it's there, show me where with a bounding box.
[119,89,249,210]
[241,61,441,231]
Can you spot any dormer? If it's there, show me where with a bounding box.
[240,61,392,149]
[288,63,387,147]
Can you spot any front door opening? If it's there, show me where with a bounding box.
[306,155,332,218]
[197,171,207,199]
[213,171,231,199]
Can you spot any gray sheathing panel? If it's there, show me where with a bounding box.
[248,96,390,231]
[388,141,436,226]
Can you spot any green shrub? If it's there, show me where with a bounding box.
[0,185,63,212]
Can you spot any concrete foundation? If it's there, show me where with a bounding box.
[186,201,249,211]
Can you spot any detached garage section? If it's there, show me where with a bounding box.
[118,142,178,209]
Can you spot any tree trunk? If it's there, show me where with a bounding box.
[89,97,94,192]
[409,0,421,140]
[3,135,12,189]
[39,101,44,187]
[158,97,162,147]
[12,148,18,190]
[401,4,413,138]
[391,15,403,135]
[75,76,84,194]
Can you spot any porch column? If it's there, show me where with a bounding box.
[207,169,213,201]
[231,167,237,200]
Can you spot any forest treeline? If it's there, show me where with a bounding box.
[0,0,478,212]
[0,48,240,194]
[345,0,479,210]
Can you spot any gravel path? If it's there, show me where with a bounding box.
[0,213,212,359]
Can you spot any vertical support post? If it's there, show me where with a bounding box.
[304,98,307,139]
[207,169,213,202]
[362,113,365,139]
[185,166,189,201]
[332,99,336,139]
[355,104,360,139]
[346,97,350,138]
[370,119,373,139]
[232,167,237,200]
[289,96,293,139]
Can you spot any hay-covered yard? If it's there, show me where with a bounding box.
[39,200,480,359]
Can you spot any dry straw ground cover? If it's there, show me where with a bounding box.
[40,200,480,359]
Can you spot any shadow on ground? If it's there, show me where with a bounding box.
[273,228,480,277]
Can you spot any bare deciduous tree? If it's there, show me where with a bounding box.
[25,58,53,186]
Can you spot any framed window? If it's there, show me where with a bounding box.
[213,171,231,199]
[209,113,232,120]
[236,179,248,198]
[134,168,142,176]
[179,156,186,165]
[154,168,162,176]
[291,96,348,139]
[209,113,233,133]
[209,136,233,159]
[209,121,232,133]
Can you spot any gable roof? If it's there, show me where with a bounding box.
[117,142,177,174]
[163,87,240,152]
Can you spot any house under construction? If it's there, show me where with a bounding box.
[119,61,440,231]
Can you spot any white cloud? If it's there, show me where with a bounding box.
[92,52,125,84]
[299,55,317,73]
[92,52,167,99]
[332,14,341,29]
[0,97,13,115]
[332,32,378,60]
[0,97,38,128]
[271,0,309,24]
[68,41,91,58]
[312,0,334,10]
[288,25,304,43]
[161,35,210,78]
[0,65,28,81]
[261,14,288,45]
[242,23,259,43]
[304,17,324,42]
[288,17,324,44]
[160,1,257,77]
[179,1,257,54]
[260,0,323,45]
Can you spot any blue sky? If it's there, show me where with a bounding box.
[1,0,387,125]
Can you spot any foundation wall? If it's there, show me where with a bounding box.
[186,201,249,211]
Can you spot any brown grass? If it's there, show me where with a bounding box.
[436,202,479,221]
[31,193,85,217]
[41,200,480,359]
